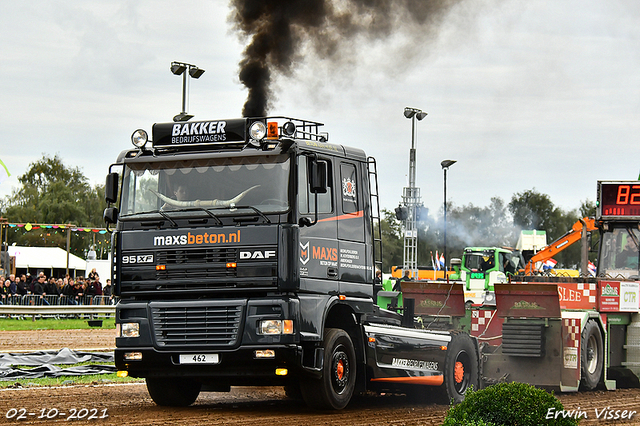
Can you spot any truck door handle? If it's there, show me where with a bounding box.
[327,267,338,279]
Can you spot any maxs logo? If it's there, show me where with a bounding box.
[299,242,337,265]
[153,230,241,246]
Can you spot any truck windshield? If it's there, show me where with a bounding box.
[464,251,496,273]
[599,226,640,279]
[120,154,290,216]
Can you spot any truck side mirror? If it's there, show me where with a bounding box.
[103,207,119,224]
[309,160,327,194]
[105,173,119,204]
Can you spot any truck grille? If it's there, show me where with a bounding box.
[150,302,244,348]
[120,246,278,293]
[158,247,237,266]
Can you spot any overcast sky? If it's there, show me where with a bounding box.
[1,0,639,221]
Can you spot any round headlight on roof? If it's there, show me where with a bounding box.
[131,129,148,148]
[249,121,266,141]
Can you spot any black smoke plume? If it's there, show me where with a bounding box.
[229,0,463,117]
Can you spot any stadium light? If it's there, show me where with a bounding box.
[171,61,205,122]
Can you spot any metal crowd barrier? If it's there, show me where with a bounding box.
[0,295,119,319]
[0,294,119,306]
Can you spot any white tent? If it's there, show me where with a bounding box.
[8,246,86,277]
[86,258,111,282]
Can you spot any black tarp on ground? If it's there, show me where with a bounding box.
[0,348,115,380]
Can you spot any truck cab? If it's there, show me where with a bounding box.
[104,116,477,409]
[460,247,524,305]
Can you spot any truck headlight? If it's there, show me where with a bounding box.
[249,121,266,141]
[131,129,148,148]
[120,322,140,338]
[258,319,293,335]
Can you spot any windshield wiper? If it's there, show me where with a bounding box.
[157,209,178,228]
[228,205,271,224]
[186,207,223,226]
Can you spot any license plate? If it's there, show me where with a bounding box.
[179,354,220,364]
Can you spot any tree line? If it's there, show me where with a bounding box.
[2,155,597,268]
[0,155,108,259]
[380,193,596,272]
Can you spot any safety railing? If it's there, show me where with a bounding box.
[0,295,119,318]
[0,294,119,306]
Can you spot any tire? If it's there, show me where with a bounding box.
[146,377,201,407]
[443,332,479,404]
[580,320,603,390]
[300,328,357,410]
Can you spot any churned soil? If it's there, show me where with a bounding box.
[0,328,116,352]
[0,329,639,425]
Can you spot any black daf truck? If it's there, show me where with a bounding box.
[104,116,478,409]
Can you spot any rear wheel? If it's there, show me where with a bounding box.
[301,328,357,410]
[146,377,201,407]
[443,332,479,404]
[580,320,603,390]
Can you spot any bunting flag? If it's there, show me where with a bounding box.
[588,261,597,277]
[0,158,10,184]
[6,223,107,234]
[434,251,441,271]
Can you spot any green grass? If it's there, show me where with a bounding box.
[0,317,115,331]
[0,373,144,388]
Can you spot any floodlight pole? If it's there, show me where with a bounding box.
[180,71,188,116]
[441,159,456,272]
[402,107,427,279]
[171,61,205,122]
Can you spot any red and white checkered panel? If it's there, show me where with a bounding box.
[563,318,581,348]
[471,309,495,333]
[577,283,597,304]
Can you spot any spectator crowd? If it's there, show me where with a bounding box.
[0,268,115,306]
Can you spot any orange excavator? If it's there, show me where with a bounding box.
[523,217,597,274]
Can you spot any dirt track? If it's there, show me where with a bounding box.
[0,329,639,425]
[0,329,116,352]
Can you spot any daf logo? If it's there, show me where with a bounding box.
[239,250,276,259]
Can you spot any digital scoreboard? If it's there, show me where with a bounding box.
[597,181,640,220]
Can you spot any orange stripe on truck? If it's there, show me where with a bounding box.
[317,210,364,222]
[370,375,444,386]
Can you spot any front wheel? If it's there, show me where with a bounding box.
[580,320,603,390]
[301,328,357,410]
[443,332,479,404]
[146,377,201,407]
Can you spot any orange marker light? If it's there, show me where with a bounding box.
[339,295,346,301]
[267,122,279,139]
[368,337,376,343]
[156,265,166,271]
[226,262,237,268]
[441,345,448,351]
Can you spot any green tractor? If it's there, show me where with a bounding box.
[460,247,525,305]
